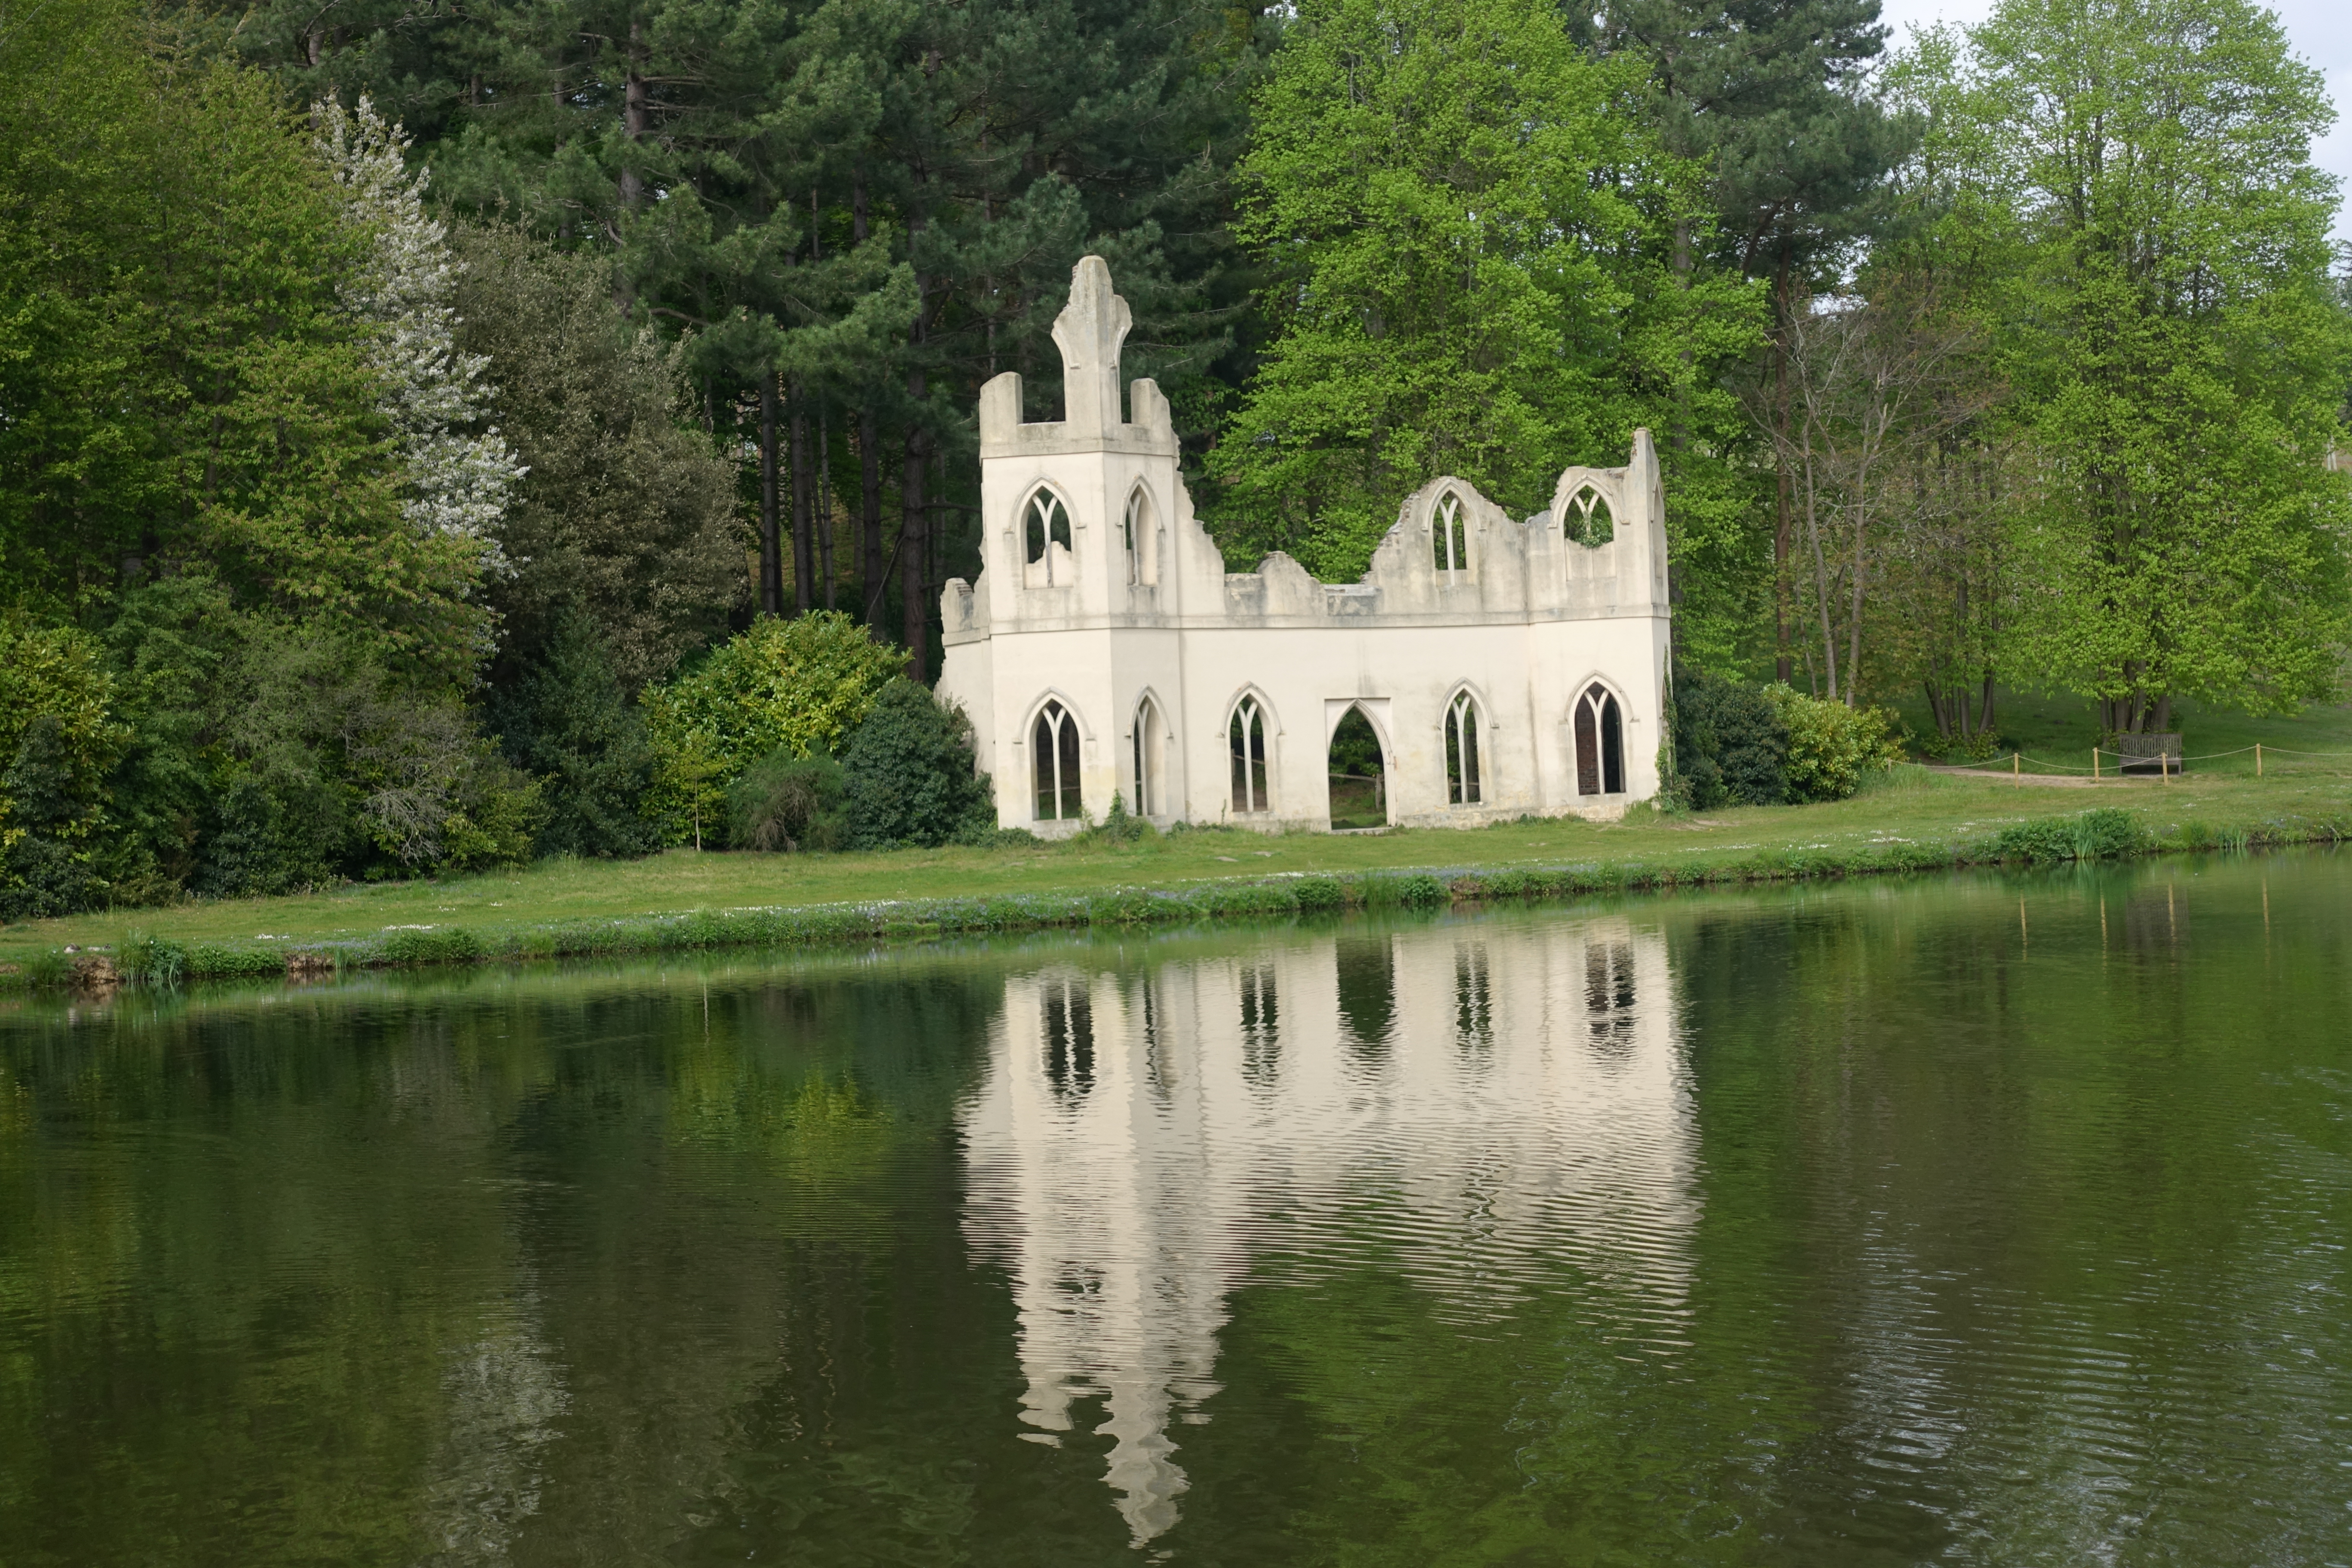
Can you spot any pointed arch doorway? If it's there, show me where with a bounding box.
[1327,705,1388,830]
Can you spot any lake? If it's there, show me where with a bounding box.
[3,852,2347,1565]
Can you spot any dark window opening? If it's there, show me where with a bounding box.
[1033,700,1083,820]
[1229,698,1269,812]
[1446,693,1482,805]
[1328,705,1386,829]
[1025,490,1073,582]
[1576,685,1624,796]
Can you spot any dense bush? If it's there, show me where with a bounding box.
[728,750,847,851]
[1763,686,1907,802]
[0,621,126,919]
[1990,808,2148,864]
[644,612,907,845]
[202,620,542,890]
[840,680,994,849]
[0,578,548,920]
[1669,668,1788,808]
[491,611,660,859]
[1667,671,1906,809]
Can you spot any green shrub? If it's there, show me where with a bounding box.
[378,927,484,965]
[1192,881,1301,917]
[0,621,129,920]
[194,623,540,888]
[1361,872,1449,909]
[728,749,847,851]
[1763,686,1908,802]
[643,612,907,844]
[19,948,71,986]
[1669,668,1788,809]
[1074,792,1155,845]
[2070,808,2147,860]
[197,770,349,897]
[1292,875,1345,912]
[1086,889,1187,925]
[840,680,995,849]
[116,930,187,984]
[491,610,661,859]
[184,942,290,979]
[1989,808,2148,864]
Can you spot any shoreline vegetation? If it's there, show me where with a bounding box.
[4,766,2345,993]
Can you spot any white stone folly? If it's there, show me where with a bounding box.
[936,257,1674,835]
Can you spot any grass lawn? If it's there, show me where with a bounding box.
[4,730,2347,966]
[1884,685,2352,773]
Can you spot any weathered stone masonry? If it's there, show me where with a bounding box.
[937,257,1673,834]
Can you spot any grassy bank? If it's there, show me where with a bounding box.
[4,760,2346,989]
[1888,685,2352,771]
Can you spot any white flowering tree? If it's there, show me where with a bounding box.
[315,96,522,571]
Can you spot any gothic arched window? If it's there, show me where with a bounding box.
[1574,684,1624,796]
[1431,489,1467,574]
[1445,692,1483,805]
[1024,489,1073,583]
[1131,695,1165,818]
[1563,485,1615,546]
[1032,699,1083,820]
[1229,696,1270,813]
[1122,487,1147,585]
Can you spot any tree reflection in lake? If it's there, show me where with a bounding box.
[960,915,1694,1546]
[4,854,2351,1565]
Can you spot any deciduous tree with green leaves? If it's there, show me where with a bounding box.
[1911,0,2352,731]
[1206,0,1762,596]
[642,611,906,844]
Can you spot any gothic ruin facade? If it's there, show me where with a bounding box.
[936,257,1673,834]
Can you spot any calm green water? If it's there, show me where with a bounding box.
[3,854,2349,1565]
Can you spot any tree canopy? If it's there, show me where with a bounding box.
[0,0,2346,913]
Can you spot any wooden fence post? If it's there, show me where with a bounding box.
[2013,751,2021,787]
[2257,743,2263,778]
[2093,747,2100,781]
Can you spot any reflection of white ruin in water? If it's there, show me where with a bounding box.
[958,916,1695,1548]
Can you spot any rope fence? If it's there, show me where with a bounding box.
[1934,741,2352,783]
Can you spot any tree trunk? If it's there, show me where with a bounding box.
[618,19,649,210]
[900,423,928,682]
[851,172,888,632]
[1846,464,1867,708]
[1670,217,1692,462]
[790,381,814,614]
[818,408,834,612]
[859,407,884,628]
[759,374,783,616]
[1773,258,1795,683]
[1801,438,1838,703]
